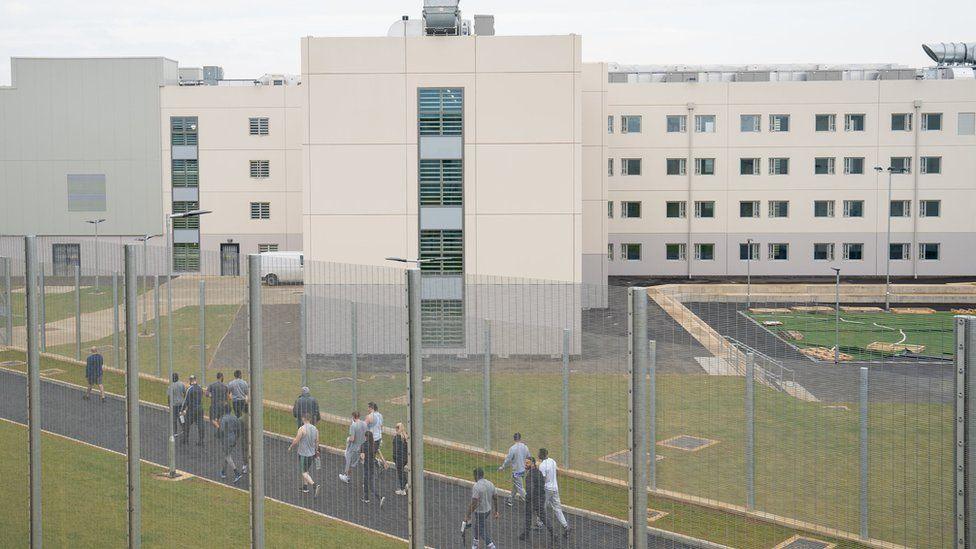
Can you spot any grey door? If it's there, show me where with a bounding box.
[220,244,240,276]
[52,244,81,277]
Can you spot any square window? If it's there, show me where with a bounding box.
[920,200,941,217]
[843,243,864,260]
[695,158,715,175]
[768,243,789,260]
[666,158,686,176]
[890,157,912,174]
[739,201,760,218]
[248,117,269,136]
[666,115,687,133]
[844,114,865,132]
[770,114,790,132]
[740,114,761,132]
[769,200,789,218]
[921,113,942,131]
[258,243,278,253]
[815,114,835,132]
[891,113,912,132]
[621,158,642,176]
[695,201,715,218]
[621,201,641,218]
[844,157,865,175]
[921,156,941,174]
[959,113,976,136]
[919,243,940,260]
[249,160,270,178]
[814,157,835,175]
[739,242,760,260]
[665,243,686,261]
[740,158,760,175]
[694,243,715,261]
[621,115,642,133]
[814,200,835,218]
[769,157,790,175]
[666,201,686,218]
[890,200,910,218]
[608,243,614,261]
[695,114,716,133]
[249,202,270,219]
[813,243,835,261]
[889,243,910,260]
[843,200,864,218]
[622,243,642,260]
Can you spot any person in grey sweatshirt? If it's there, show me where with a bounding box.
[167,373,186,436]
[339,411,368,484]
[498,432,530,506]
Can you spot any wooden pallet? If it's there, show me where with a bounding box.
[800,347,852,361]
[791,305,834,313]
[866,341,925,353]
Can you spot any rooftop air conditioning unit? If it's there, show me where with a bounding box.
[423,0,461,35]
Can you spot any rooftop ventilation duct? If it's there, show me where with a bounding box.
[923,42,976,66]
[423,0,461,35]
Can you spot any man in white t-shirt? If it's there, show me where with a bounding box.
[537,447,570,537]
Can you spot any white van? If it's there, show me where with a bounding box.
[259,251,303,286]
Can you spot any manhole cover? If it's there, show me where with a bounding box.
[598,449,665,467]
[774,536,835,549]
[657,435,718,452]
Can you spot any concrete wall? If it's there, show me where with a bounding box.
[0,57,173,240]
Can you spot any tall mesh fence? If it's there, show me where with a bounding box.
[0,236,965,548]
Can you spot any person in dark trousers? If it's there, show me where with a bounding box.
[292,387,321,428]
[167,373,186,436]
[181,375,205,445]
[84,347,105,402]
[464,467,499,549]
[392,422,408,496]
[360,428,385,507]
[519,456,554,542]
[206,372,230,422]
[215,403,243,484]
[227,369,249,418]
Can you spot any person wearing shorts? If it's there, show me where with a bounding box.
[464,467,499,549]
[288,412,321,498]
[339,411,368,484]
[84,347,105,402]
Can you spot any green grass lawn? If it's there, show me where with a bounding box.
[0,420,404,548]
[747,309,956,360]
[7,283,150,328]
[0,349,876,548]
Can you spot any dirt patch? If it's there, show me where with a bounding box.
[656,435,718,452]
[891,307,935,314]
[791,306,833,313]
[749,307,791,314]
[866,342,925,354]
[799,347,852,361]
[841,306,883,313]
[782,330,804,341]
[388,394,431,406]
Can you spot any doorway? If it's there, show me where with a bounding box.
[220,243,240,276]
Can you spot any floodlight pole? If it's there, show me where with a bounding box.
[832,267,841,364]
[746,238,753,308]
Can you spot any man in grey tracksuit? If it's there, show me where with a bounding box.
[339,411,368,483]
[167,373,186,436]
[498,432,530,506]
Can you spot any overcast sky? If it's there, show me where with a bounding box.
[2,0,973,84]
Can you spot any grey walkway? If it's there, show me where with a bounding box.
[0,368,702,549]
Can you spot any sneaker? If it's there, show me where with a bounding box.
[395,489,406,496]
[379,496,386,508]
[314,483,322,498]
[506,499,513,507]
[361,497,370,504]
[338,473,349,483]
[233,472,242,484]
[241,465,248,474]
[301,486,310,494]
[219,470,227,480]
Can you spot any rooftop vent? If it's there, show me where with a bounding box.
[423,0,461,35]
[923,42,976,66]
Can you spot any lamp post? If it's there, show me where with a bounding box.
[875,166,902,312]
[745,238,754,309]
[85,218,106,290]
[831,267,841,364]
[136,234,158,335]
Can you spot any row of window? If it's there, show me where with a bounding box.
[609,155,940,177]
[608,112,976,135]
[611,242,942,262]
[610,199,942,219]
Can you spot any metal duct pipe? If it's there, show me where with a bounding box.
[923,42,976,66]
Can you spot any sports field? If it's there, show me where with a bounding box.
[746,308,957,361]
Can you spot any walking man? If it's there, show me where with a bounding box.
[498,432,529,506]
[227,369,249,418]
[519,456,554,542]
[365,401,387,468]
[206,371,230,421]
[292,387,321,428]
[216,404,243,484]
[339,411,367,483]
[538,448,570,537]
[360,427,385,506]
[167,373,186,436]
[392,422,408,496]
[84,347,105,402]
[288,412,321,498]
[182,375,205,445]
[464,467,499,549]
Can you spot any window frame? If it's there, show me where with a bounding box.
[890,156,912,174]
[768,243,790,261]
[891,113,912,132]
[665,243,686,261]
[843,157,865,175]
[694,200,716,219]
[694,157,715,176]
[768,200,790,218]
[739,200,760,218]
[889,243,910,260]
[739,242,760,261]
[665,201,687,219]
[621,201,642,219]
[921,112,943,131]
[740,114,761,133]
[919,242,940,261]
[814,200,835,218]
[666,115,687,133]
[814,157,835,175]
[769,157,790,175]
[814,114,836,132]
[843,242,864,261]
[920,156,942,175]
[844,113,866,132]
[694,243,715,261]
[666,158,687,176]
[813,243,835,261]
[694,114,716,133]
[621,158,642,176]
[621,243,642,261]
[919,200,941,218]
[769,114,790,132]
[889,200,911,218]
[621,115,642,134]
[843,200,865,218]
[740,157,760,175]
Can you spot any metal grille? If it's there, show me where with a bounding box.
[250,202,271,219]
[257,243,278,253]
[170,116,198,146]
[171,159,199,187]
[248,117,269,136]
[171,201,200,229]
[419,230,462,274]
[419,159,462,205]
[420,298,464,348]
[249,160,270,179]
[172,242,200,271]
[418,88,463,136]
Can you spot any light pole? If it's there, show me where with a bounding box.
[136,234,158,335]
[745,238,754,309]
[831,267,841,364]
[85,218,106,290]
[875,165,902,312]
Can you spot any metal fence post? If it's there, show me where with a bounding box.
[745,352,756,510]
[859,366,869,540]
[75,264,81,360]
[299,294,307,388]
[648,339,656,491]
[562,328,570,468]
[123,244,141,549]
[39,264,46,351]
[247,255,265,548]
[199,280,206,385]
[2,257,11,347]
[483,318,491,452]
[953,316,975,548]
[113,273,120,369]
[154,275,161,377]
[25,237,43,548]
[351,301,358,410]
[628,287,648,549]
[406,269,425,549]
[166,273,173,378]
